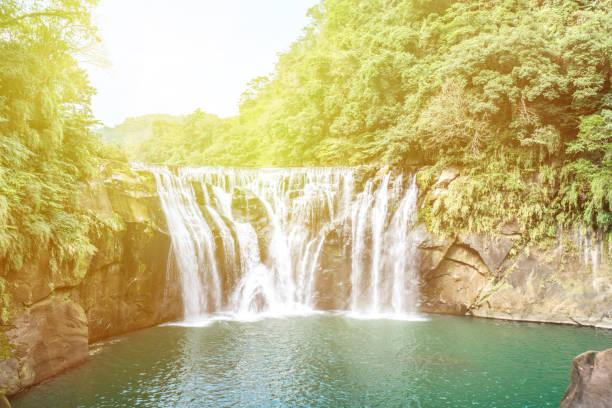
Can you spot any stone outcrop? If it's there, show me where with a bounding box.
[560,348,612,408]
[416,167,612,329]
[418,228,612,328]
[314,222,352,310]
[0,299,88,395]
[73,178,182,342]
[0,166,182,396]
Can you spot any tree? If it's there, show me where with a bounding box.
[0,0,101,276]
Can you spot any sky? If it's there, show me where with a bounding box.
[87,0,319,127]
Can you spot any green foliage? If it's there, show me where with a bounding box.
[96,114,182,157]
[0,0,104,321]
[419,149,559,244]
[0,277,11,324]
[114,0,611,240]
[134,110,229,165]
[559,99,612,230]
[0,329,11,360]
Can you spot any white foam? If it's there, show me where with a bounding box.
[141,165,422,321]
[164,310,427,328]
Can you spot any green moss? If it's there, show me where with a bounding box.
[0,278,12,324]
[0,330,11,360]
[0,277,14,360]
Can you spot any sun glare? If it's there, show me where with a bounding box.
[88,0,318,126]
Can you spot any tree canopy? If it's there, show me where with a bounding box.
[122,0,611,240]
[0,0,104,281]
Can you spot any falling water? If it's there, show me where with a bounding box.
[142,166,421,320]
[148,167,222,320]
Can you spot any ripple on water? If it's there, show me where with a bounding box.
[10,313,612,408]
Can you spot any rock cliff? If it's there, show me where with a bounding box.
[0,167,182,396]
[415,168,612,330]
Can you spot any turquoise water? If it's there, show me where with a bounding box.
[11,314,612,408]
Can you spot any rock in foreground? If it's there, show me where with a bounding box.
[0,299,88,395]
[560,348,612,408]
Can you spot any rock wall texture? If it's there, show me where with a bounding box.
[75,178,183,342]
[560,348,612,408]
[415,169,612,330]
[0,169,182,396]
[416,227,611,328]
[0,299,87,395]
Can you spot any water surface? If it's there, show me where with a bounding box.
[12,314,612,408]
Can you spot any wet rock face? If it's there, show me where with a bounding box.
[560,348,612,408]
[231,187,274,262]
[76,222,183,343]
[0,299,88,395]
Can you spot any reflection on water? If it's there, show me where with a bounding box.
[11,314,612,408]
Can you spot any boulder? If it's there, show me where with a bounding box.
[560,348,612,408]
[0,299,88,395]
[419,251,490,315]
[418,234,493,315]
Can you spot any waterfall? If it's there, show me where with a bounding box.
[143,166,421,320]
[148,167,222,319]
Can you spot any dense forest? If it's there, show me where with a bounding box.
[97,113,181,145]
[113,0,612,242]
[0,0,117,319]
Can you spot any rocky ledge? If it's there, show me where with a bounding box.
[414,224,611,329]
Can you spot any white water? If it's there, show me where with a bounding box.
[143,166,421,321]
